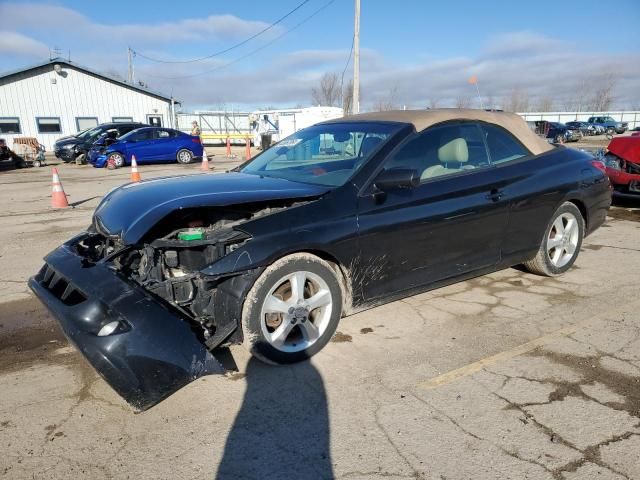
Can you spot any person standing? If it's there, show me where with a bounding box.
[191,121,201,137]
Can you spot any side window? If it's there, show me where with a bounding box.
[130,130,154,142]
[481,124,530,164]
[384,122,489,182]
[118,126,137,136]
[156,130,172,139]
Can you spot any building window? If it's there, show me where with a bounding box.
[76,117,99,131]
[36,117,62,133]
[0,117,21,134]
[112,117,133,123]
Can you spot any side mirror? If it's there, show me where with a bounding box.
[374,168,420,191]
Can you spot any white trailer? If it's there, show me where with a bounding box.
[177,107,344,146]
[251,106,344,144]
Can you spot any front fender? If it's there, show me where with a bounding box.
[200,221,355,278]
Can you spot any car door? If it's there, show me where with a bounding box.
[356,121,510,300]
[151,129,175,162]
[478,122,565,264]
[127,129,156,163]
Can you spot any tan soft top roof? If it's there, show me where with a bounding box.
[329,108,553,156]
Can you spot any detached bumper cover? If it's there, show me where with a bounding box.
[28,240,223,411]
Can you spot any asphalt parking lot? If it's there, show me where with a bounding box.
[1,147,639,479]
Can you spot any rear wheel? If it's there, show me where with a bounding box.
[242,253,342,365]
[75,153,86,165]
[523,202,584,276]
[177,149,193,164]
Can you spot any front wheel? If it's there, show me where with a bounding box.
[176,149,193,164]
[523,202,584,276]
[242,253,343,364]
[107,152,125,168]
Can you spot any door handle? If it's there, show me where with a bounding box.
[485,189,505,202]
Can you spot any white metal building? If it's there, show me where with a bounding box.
[0,58,176,150]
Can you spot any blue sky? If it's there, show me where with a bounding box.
[1,1,639,110]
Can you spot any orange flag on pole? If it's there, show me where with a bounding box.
[468,75,478,85]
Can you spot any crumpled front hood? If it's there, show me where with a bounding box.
[94,172,329,244]
[608,137,640,164]
[54,136,79,146]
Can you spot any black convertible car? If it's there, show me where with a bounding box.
[30,109,611,410]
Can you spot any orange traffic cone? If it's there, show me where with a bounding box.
[245,136,251,161]
[226,136,231,157]
[51,168,69,208]
[200,155,210,171]
[130,155,141,182]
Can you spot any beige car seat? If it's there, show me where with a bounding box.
[421,138,471,180]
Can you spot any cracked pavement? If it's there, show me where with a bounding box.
[1,159,639,479]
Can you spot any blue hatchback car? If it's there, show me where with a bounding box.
[88,127,204,168]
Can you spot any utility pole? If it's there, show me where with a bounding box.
[353,0,360,114]
[127,47,135,84]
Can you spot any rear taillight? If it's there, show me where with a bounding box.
[591,160,606,172]
[191,137,201,144]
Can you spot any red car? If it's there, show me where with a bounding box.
[602,137,640,198]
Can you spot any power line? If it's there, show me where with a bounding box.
[133,0,311,64]
[339,34,355,92]
[145,0,336,80]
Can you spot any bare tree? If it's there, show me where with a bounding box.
[342,80,354,115]
[428,97,440,109]
[373,86,399,111]
[504,88,529,113]
[485,93,495,111]
[105,69,125,81]
[589,73,615,111]
[455,95,472,109]
[311,73,342,107]
[564,79,591,112]
[535,96,554,112]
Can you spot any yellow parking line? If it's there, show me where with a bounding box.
[419,299,640,390]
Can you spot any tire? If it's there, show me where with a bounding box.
[176,149,193,164]
[241,253,343,365]
[75,153,86,165]
[108,152,125,168]
[32,160,41,168]
[523,202,584,277]
[554,134,564,144]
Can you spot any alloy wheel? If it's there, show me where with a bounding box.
[259,270,333,353]
[546,212,579,268]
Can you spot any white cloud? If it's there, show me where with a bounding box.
[0,3,276,45]
[2,4,638,110]
[0,31,49,58]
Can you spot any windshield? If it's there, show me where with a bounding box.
[76,126,105,142]
[239,122,401,186]
[75,127,99,139]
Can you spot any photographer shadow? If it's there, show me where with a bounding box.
[216,357,333,479]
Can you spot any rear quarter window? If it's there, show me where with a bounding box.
[481,124,530,165]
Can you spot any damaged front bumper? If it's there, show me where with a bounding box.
[28,238,226,411]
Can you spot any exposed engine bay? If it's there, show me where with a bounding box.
[75,200,305,348]
[604,153,640,175]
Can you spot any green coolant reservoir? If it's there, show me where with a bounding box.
[177,228,205,241]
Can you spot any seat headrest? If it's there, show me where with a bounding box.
[438,138,469,163]
[360,136,383,156]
